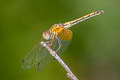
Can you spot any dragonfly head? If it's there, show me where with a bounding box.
[42,30,50,40]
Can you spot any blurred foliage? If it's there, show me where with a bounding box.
[0,0,120,80]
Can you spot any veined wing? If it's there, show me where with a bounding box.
[37,38,71,71]
[22,37,71,71]
[21,39,50,70]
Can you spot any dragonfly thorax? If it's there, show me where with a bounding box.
[42,24,65,40]
[42,24,72,41]
[50,24,64,34]
[50,24,72,40]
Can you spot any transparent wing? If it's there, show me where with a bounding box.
[57,39,71,56]
[37,38,71,71]
[22,37,71,71]
[21,40,50,70]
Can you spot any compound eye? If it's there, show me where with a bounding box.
[42,31,50,40]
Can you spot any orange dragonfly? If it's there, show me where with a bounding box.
[22,10,104,71]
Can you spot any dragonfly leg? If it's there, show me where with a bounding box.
[55,36,62,52]
[46,39,55,47]
[56,44,62,52]
[44,41,49,44]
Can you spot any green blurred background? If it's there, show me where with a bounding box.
[0,0,120,80]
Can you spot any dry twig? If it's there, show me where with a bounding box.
[41,41,78,80]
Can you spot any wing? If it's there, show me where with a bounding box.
[22,37,71,71]
[21,40,50,70]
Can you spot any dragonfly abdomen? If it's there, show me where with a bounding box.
[63,10,104,28]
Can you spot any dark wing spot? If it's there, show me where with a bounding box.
[22,59,24,64]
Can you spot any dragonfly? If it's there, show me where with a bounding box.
[22,10,104,71]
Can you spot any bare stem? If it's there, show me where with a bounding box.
[40,41,78,80]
